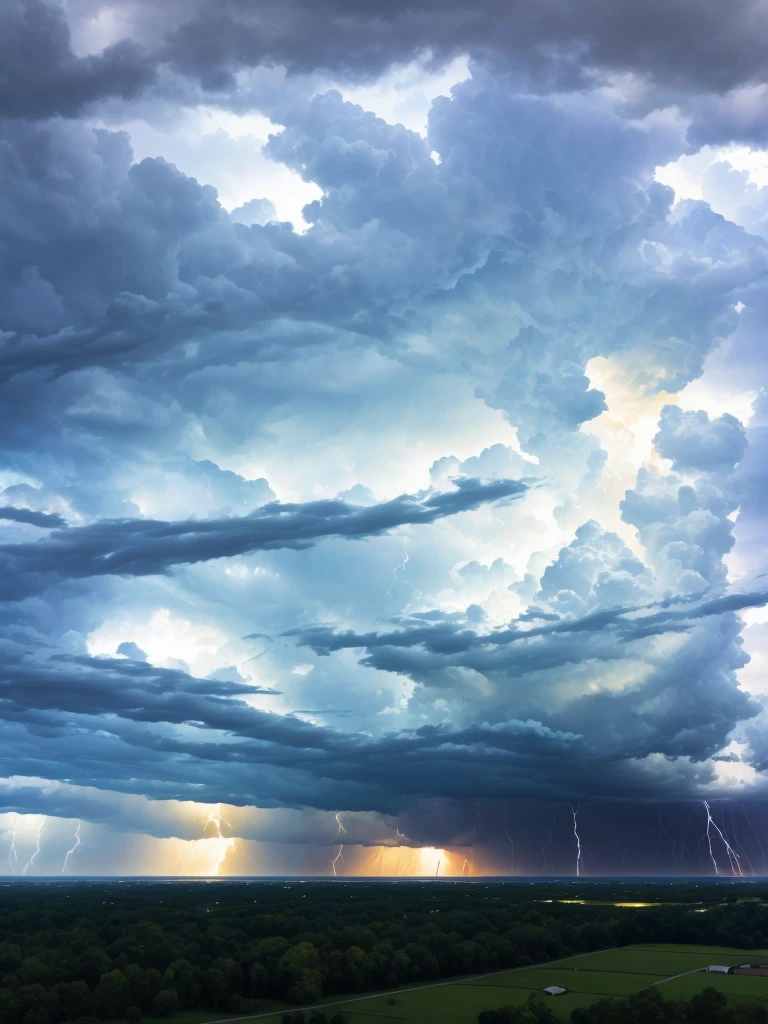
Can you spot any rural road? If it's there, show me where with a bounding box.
[199,947,612,1024]
[654,967,708,985]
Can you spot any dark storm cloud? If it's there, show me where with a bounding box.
[6,0,768,125]
[0,643,727,811]
[0,477,529,598]
[159,0,768,96]
[0,506,66,528]
[0,0,154,119]
[283,589,762,778]
[287,589,768,660]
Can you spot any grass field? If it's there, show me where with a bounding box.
[134,944,768,1024]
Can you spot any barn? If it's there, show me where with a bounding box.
[543,985,568,995]
[706,965,731,974]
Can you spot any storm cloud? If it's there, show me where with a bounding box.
[2,0,768,874]
[0,477,528,598]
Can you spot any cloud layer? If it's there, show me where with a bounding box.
[2,0,768,873]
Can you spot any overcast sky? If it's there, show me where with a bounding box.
[3,0,768,877]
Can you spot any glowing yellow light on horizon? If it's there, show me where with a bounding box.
[187,836,236,876]
[418,846,447,876]
[167,802,237,877]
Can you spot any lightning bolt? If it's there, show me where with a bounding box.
[331,845,344,876]
[504,802,514,874]
[61,820,82,873]
[461,858,470,876]
[188,804,235,877]
[542,805,559,874]
[386,536,413,597]
[23,817,46,875]
[331,812,346,876]
[702,801,742,876]
[570,805,582,877]
[472,802,481,837]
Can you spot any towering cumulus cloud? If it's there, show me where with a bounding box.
[1,0,768,876]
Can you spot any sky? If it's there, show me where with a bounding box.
[3,1,768,878]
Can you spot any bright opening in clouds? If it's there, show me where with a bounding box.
[3,0,768,877]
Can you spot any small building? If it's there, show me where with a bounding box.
[543,986,567,996]
[706,965,731,974]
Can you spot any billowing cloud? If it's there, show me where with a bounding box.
[654,405,749,473]
[2,0,768,875]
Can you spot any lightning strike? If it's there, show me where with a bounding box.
[61,820,82,873]
[23,816,46,875]
[570,805,583,877]
[189,803,235,876]
[703,801,743,876]
[331,845,344,876]
[472,802,481,837]
[386,536,413,597]
[331,813,346,876]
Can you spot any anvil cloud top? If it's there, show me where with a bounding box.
[2,0,768,876]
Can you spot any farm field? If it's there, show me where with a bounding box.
[202,944,768,1024]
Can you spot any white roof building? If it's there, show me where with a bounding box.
[706,965,730,974]
[543,986,567,995]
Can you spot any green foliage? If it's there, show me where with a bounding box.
[563,985,767,1024]
[0,880,766,1023]
[150,988,179,1017]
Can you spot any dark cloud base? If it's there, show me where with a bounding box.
[0,477,527,598]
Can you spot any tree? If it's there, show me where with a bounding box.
[688,986,729,1024]
[49,980,93,1021]
[151,988,180,1017]
[93,969,131,1019]
[250,960,270,997]
[202,967,229,1010]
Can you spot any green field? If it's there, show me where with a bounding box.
[186,944,768,1024]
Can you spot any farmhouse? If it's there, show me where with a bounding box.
[543,986,567,996]
[706,965,731,974]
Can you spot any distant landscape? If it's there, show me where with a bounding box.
[3,878,768,1023]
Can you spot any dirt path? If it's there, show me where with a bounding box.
[198,947,613,1024]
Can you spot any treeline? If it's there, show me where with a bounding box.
[478,986,768,1024]
[0,881,767,1023]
